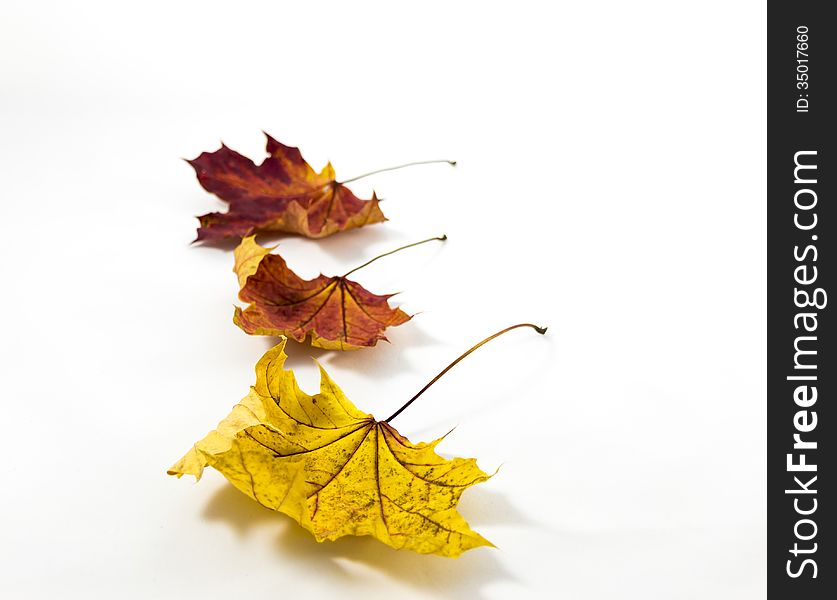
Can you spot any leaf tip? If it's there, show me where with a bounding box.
[437,425,457,443]
[166,468,199,481]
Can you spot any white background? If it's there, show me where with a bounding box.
[0,1,766,598]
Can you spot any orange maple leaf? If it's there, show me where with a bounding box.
[232,235,445,350]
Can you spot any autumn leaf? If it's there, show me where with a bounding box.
[169,340,490,556]
[169,324,545,557]
[186,133,384,242]
[187,133,454,242]
[232,235,446,350]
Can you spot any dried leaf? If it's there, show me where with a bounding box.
[169,339,493,557]
[188,133,385,242]
[232,235,274,288]
[232,236,411,350]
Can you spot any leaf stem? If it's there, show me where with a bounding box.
[383,323,547,423]
[342,235,447,278]
[339,159,456,184]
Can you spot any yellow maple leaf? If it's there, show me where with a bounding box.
[169,338,494,557]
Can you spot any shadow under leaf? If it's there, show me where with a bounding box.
[202,483,520,599]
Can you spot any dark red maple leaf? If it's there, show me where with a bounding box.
[188,134,385,242]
